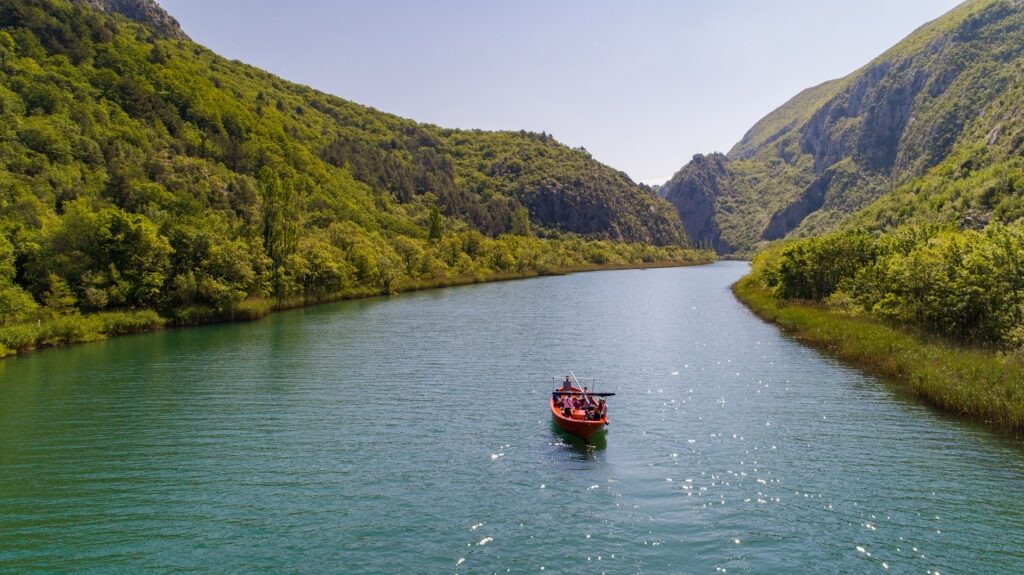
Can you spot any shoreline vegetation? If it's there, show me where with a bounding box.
[0,3,712,362]
[0,252,713,360]
[733,257,1024,433]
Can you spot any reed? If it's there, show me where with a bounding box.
[0,310,166,354]
[733,274,1024,431]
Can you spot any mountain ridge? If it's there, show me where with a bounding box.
[662,0,1024,254]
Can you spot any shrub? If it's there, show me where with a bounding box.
[231,298,273,321]
[38,314,105,346]
[172,305,221,326]
[0,323,40,350]
[767,229,878,300]
[98,310,167,334]
[758,221,1024,350]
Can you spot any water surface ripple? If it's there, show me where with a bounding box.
[2,262,1022,573]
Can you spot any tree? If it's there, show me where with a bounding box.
[26,201,171,310]
[259,166,299,296]
[43,274,77,315]
[0,286,36,326]
[427,205,443,240]
[392,236,423,275]
[510,206,531,236]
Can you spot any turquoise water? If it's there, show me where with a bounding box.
[1,261,1022,573]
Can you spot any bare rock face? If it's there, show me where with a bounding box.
[660,154,734,253]
[762,171,834,241]
[75,0,188,40]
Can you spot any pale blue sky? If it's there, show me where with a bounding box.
[160,0,963,184]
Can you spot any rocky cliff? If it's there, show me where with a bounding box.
[74,0,188,39]
[659,154,732,252]
[662,0,1024,253]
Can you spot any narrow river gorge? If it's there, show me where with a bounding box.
[2,262,1022,574]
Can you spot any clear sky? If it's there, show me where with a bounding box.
[159,0,963,185]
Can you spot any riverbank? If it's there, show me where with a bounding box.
[0,256,713,360]
[733,273,1024,432]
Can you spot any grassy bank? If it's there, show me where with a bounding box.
[0,256,713,360]
[733,274,1024,432]
[0,310,167,358]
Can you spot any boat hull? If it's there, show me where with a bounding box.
[550,389,607,442]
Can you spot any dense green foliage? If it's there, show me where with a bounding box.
[733,272,1024,431]
[662,0,1024,254]
[765,229,879,301]
[852,147,1024,231]
[758,223,1024,349]
[0,0,707,353]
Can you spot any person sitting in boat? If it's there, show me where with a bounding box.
[561,376,573,391]
[598,399,607,419]
[561,397,573,417]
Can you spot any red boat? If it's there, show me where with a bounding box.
[550,374,612,443]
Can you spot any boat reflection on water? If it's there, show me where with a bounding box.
[550,419,607,452]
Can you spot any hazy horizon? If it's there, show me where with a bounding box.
[160,0,963,185]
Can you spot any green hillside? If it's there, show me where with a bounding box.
[661,0,1024,254]
[721,1,1024,429]
[0,0,708,356]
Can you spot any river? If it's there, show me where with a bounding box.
[1,261,1022,573]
